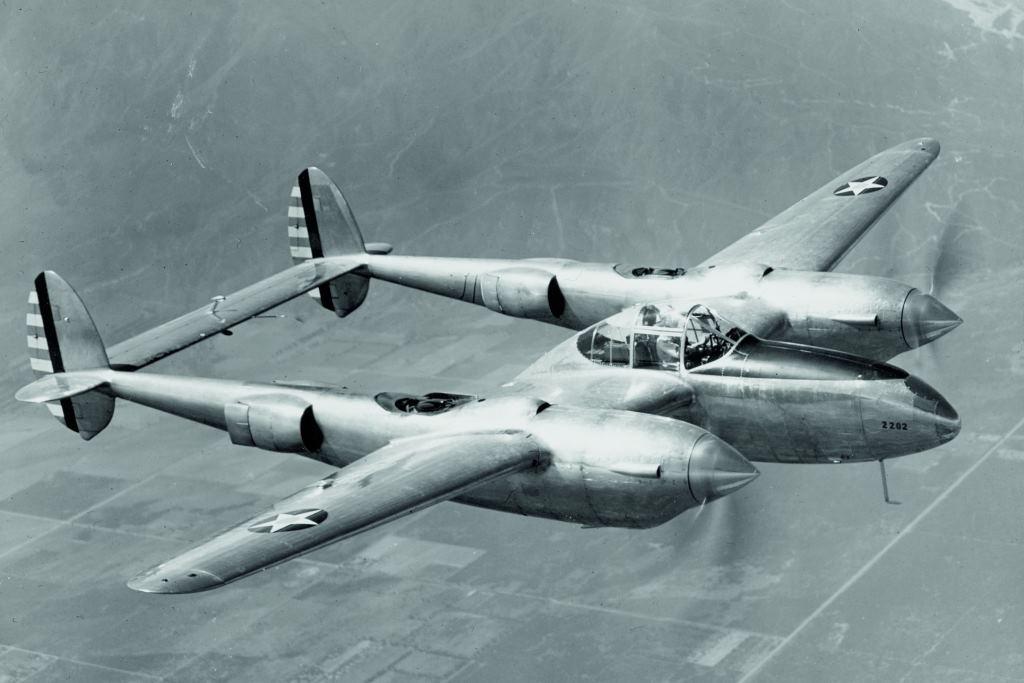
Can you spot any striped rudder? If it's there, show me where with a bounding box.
[287,167,369,317]
[288,182,315,264]
[26,272,114,440]
[287,181,326,305]
[27,285,71,426]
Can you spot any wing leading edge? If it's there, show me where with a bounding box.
[699,138,939,272]
[128,430,545,593]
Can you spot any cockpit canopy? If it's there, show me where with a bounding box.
[577,303,747,372]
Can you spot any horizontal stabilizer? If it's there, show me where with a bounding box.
[106,258,361,371]
[16,371,108,404]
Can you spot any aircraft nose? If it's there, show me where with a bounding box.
[933,394,961,444]
[687,434,759,503]
[904,375,961,444]
[901,290,962,348]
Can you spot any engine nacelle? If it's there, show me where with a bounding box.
[479,267,565,320]
[225,395,323,454]
[503,407,756,528]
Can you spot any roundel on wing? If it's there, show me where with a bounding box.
[833,176,888,197]
[247,508,328,533]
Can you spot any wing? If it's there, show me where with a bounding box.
[107,257,361,370]
[699,138,940,272]
[127,430,544,593]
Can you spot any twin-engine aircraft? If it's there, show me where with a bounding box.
[18,138,961,593]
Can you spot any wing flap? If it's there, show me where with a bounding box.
[699,138,940,272]
[128,430,544,593]
[107,257,361,370]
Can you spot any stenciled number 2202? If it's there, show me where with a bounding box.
[881,421,908,430]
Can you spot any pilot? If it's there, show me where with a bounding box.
[633,305,661,368]
[640,305,659,327]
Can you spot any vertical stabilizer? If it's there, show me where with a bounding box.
[288,167,370,317]
[27,272,114,439]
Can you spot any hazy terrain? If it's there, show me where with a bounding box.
[0,2,1021,681]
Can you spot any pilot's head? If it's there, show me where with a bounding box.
[640,305,659,327]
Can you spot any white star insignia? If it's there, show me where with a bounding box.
[248,509,327,533]
[834,176,888,197]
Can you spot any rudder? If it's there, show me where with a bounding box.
[27,271,114,439]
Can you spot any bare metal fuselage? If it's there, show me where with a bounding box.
[363,255,957,361]
[506,327,960,465]
[88,313,957,530]
[83,370,752,529]
[21,261,961,531]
